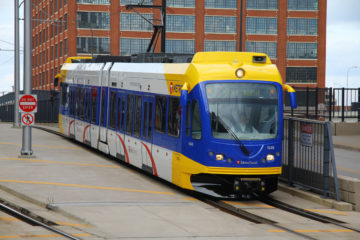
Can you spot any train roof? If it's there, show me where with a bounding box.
[60,52,284,93]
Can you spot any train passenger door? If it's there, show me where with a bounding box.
[141,96,156,175]
[115,92,127,162]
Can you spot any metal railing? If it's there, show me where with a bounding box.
[281,117,340,200]
[285,87,360,122]
[0,90,59,123]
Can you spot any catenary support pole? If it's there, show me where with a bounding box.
[13,0,20,127]
[20,0,33,157]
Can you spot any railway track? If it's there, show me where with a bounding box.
[0,199,81,240]
[33,125,360,239]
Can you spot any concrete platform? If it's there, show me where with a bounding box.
[1,123,360,240]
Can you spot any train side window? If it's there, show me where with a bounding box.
[79,88,85,120]
[148,102,153,140]
[91,88,97,124]
[60,82,68,107]
[143,101,148,138]
[86,89,91,122]
[117,97,121,131]
[134,95,142,137]
[186,101,191,137]
[191,100,202,140]
[68,87,73,115]
[155,96,166,133]
[109,91,117,129]
[120,96,126,131]
[126,94,134,134]
[76,88,81,118]
[101,88,106,126]
[168,97,180,137]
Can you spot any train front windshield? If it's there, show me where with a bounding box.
[206,82,279,140]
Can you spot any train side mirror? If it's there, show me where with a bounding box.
[283,84,297,109]
[180,83,188,107]
[289,92,297,109]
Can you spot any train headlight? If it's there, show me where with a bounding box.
[216,154,224,161]
[235,68,245,78]
[266,154,275,162]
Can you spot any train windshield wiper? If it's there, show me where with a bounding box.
[216,115,250,156]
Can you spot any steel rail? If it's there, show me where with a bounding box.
[0,203,81,240]
[201,198,317,240]
[259,196,360,234]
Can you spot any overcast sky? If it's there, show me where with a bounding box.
[0,0,360,93]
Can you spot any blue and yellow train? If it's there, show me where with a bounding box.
[57,52,297,196]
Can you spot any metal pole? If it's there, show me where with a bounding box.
[13,0,20,127]
[341,88,345,122]
[287,118,294,186]
[160,0,166,53]
[20,0,33,157]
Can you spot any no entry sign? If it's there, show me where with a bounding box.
[19,94,37,113]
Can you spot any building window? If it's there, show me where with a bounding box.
[205,16,237,33]
[246,17,277,34]
[120,0,153,5]
[287,42,317,59]
[167,15,195,33]
[77,0,110,4]
[167,0,195,8]
[288,0,318,10]
[245,41,277,59]
[205,0,237,9]
[77,37,110,54]
[165,39,195,54]
[287,18,318,35]
[120,38,151,55]
[204,40,236,52]
[246,0,278,9]
[120,13,153,31]
[77,12,110,29]
[286,67,317,83]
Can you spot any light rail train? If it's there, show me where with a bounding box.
[57,52,297,196]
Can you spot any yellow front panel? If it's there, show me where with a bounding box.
[172,152,281,190]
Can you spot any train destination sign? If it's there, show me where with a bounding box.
[19,94,37,113]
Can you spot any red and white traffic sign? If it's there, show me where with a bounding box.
[21,113,35,126]
[19,94,37,113]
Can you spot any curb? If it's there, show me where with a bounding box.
[0,183,91,225]
[279,184,353,211]
[333,144,360,152]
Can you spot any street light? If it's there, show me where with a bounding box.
[346,66,358,89]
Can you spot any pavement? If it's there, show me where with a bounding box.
[0,123,360,239]
[332,135,360,152]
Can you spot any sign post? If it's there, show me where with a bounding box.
[20,0,34,157]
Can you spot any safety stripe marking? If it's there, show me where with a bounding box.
[224,201,275,208]
[337,166,360,175]
[0,217,91,228]
[82,124,91,144]
[116,134,130,163]
[0,234,90,239]
[141,142,158,176]
[0,157,120,169]
[305,209,348,215]
[0,179,175,196]
[0,142,80,150]
[268,229,354,233]
[68,120,75,136]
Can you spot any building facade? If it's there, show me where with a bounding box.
[31,0,326,90]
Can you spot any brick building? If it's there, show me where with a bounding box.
[31,0,326,90]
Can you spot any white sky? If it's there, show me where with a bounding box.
[0,0,359,93]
